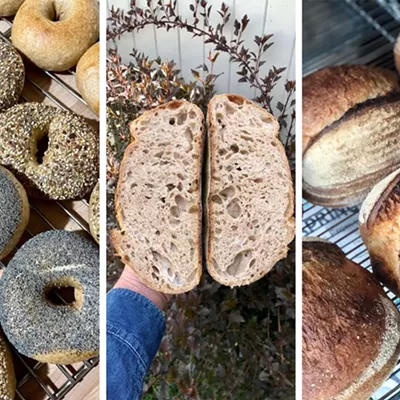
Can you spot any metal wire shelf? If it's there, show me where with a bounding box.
[303,1,400,399]
[0,15,99,400]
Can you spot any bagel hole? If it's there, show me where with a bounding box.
[46,2,65,22]
[44,278,83,309]
[36,133,49,164]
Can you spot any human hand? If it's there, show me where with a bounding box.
[114,266,172,311]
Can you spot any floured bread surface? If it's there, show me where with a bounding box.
[112,100,204,294]
[207,94,294,286]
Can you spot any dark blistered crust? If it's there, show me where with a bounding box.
[303,240,398,400]
[368,172,400,229]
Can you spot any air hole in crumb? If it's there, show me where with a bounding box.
[175,194,189,211]
[220,186,235,200]
[254,178,263,183]
[189,111,197,119]
[169,118,176,125]
[227,250,253,275]
[227,199,241,218]
[249,259,256,268]
[249,235,256,241]
[215,228,222,235]
[177,173,185,180]
[155,230,160,236]
[232,226,238,231]
[271,141,278,147]
[155,151,164,158]
[177,112,188,125]
[170,206,180,218]
[227,95,244,105]
[184,127,193,152]
[211,195,222,204]
[225,102,236,115]
[161,197,166,204]
[230,144,239,153]
[177,182,183,191]
[188,205,198,213]
[152,265,160,274]
[166,184,175,191]
[170,242,178,252]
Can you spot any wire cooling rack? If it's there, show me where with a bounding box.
[0,16,99,400]
[303,1,400,399]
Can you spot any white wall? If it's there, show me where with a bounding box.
[107,0,295,116]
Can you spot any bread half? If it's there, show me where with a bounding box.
[206,94,294,286]
[111,100,204,294]
[360,168,400,297]
[303,238,400,400]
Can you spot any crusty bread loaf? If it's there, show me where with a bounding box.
[303,238,400,400]
[76,42,99,116]
[0,0,24,16]
[111,100,204,294]
[0,329,15,400]
[360,168,400,297]
[303,65,398,154]
[303,93,400,208]
[395,35,400,74]
[206,94,294,286]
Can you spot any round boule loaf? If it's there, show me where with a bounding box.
[303,238,400,400]
[360,168,400,297]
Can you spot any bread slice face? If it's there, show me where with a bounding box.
[111,100,204,294]
[303,95,400,208]
[360,168,400,297]
[206,94,294,287]
[303,239,400,400]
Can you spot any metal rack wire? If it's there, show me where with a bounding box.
[0,16,99,400]
[303,1,400,399]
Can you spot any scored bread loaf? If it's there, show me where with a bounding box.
[111,100,204,294]
[302,65,400,208]
[360,168,400,297]
[206,94,294,286]
[303,238,400,400]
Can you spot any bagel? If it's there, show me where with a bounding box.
[11,0,99,71]
[0,103,99,200]
[0,329,16,400]
[0,40,24,113]
[0,230,99,364]
[89,181,99,243]
[76,42,99,116]
[0,0,24,16]
[0,166,29,260]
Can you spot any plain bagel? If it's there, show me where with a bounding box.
[0,329,16,400]
[76,42,99,116]
[11,0,99,71]
[0,103,99,200]
[0,166,30,261]
[0,40,24,112]
[0,230,99,364]
[0,0,24,16]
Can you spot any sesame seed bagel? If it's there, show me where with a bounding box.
[0,329,16,400]
[0,40,24,112]
[0,166,29,260]
[0,230,99,364]
[89,181,99,243]
[0,103,99,200]
[11,0,99,71]
[0,0,24,16]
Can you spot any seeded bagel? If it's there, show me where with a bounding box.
[0,40,24,112]
[0,0,24,16]
[360,168,400,297]
[0,166,29,260]
[0,329,15,400]
[89,181,99,243]
[11,0,99,71]
[0,230,99,364]
[0,103,99,200]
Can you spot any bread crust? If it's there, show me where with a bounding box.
[76,42,99,116]
[303,65,398,154]
[11,0,99,71]
[206,94,294,286]
[0,0,23,16]
[111,100,204,294]
[360,169,400,297]
[0,330,16,400]
[303,239,400,400]
[303,94,400,208]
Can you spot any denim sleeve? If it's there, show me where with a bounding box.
[107,288,166,400]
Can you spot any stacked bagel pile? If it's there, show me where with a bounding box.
[0,1,100,397]
[302,39,400,400]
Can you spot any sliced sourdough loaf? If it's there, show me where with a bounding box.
[360,168,400,297]
[206,94,294,287]
[111,100,204,294]
[303,238,400,400]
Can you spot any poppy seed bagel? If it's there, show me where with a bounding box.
[0,103,99,200]
[0,166,29,261]
[0,329,16,400]
[0,230,99,364]
[0,40,24,112]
